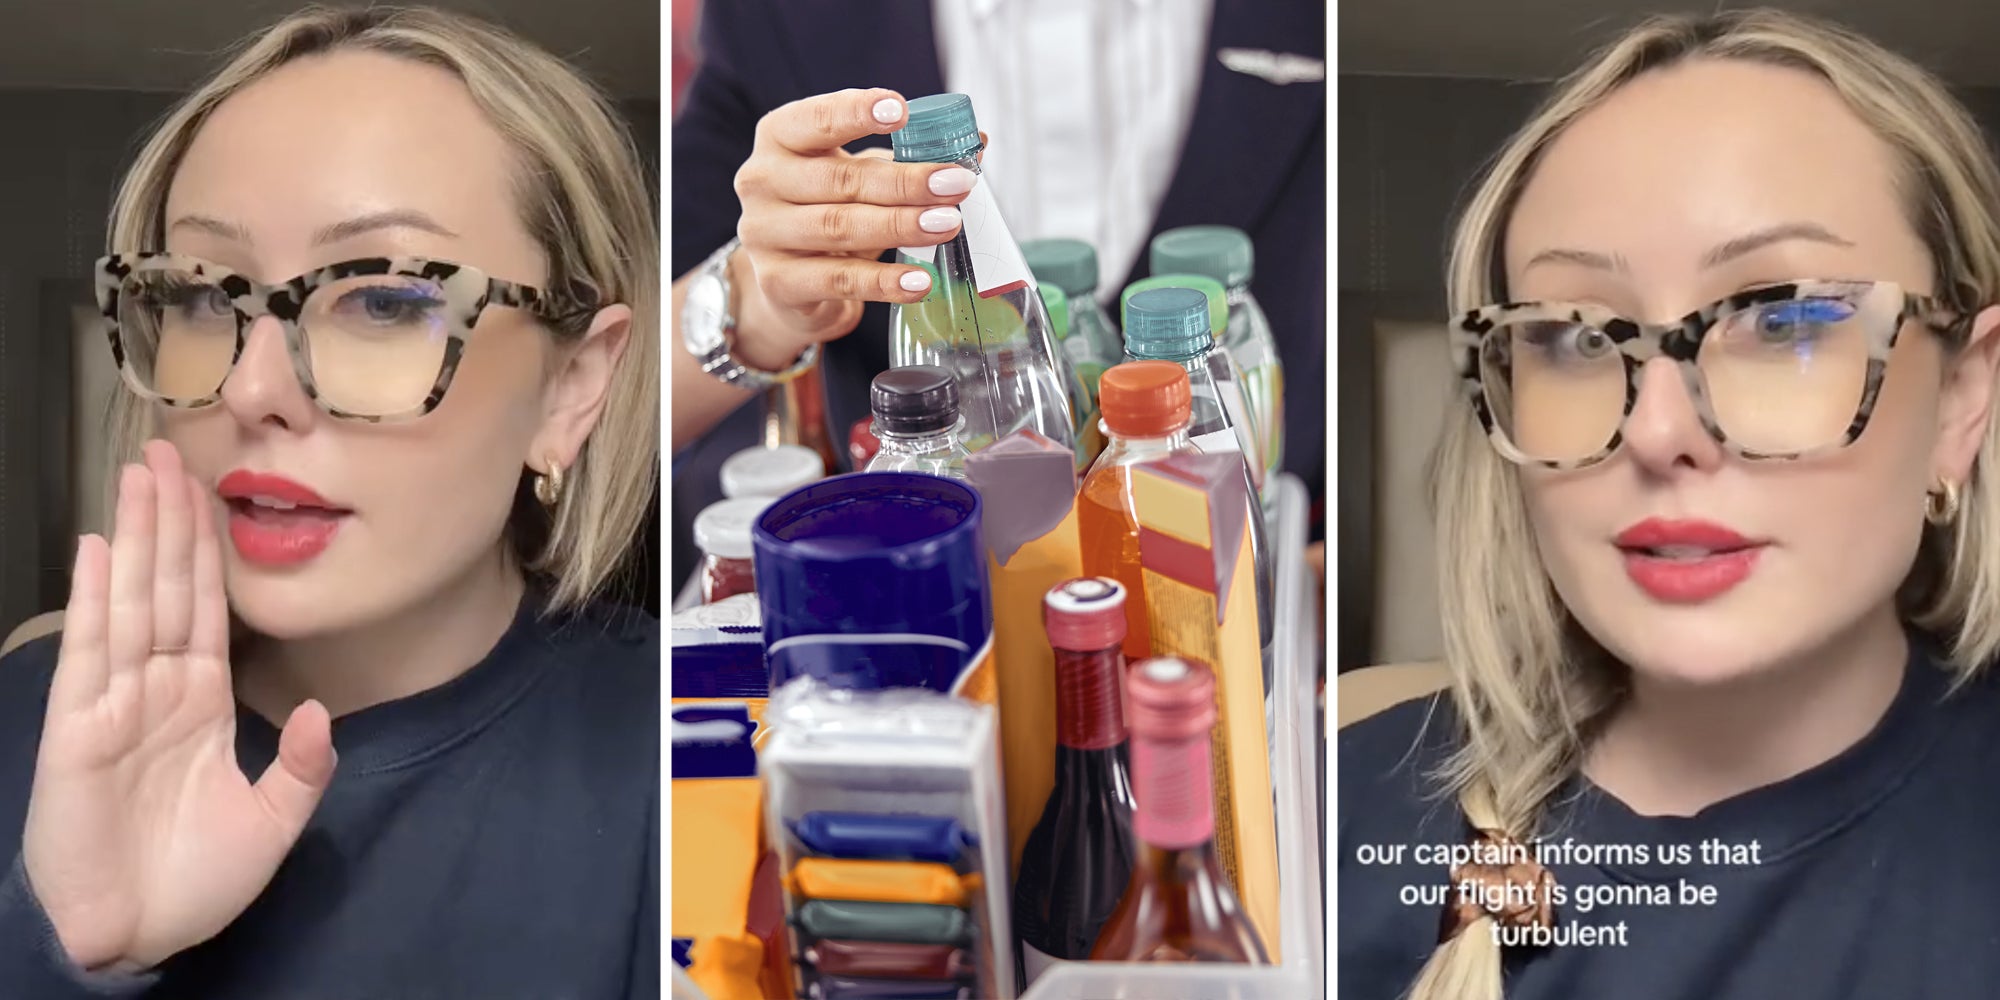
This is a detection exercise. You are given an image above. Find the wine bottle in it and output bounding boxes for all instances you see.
[1090,657,1270,964]
[1011,578,1137,984]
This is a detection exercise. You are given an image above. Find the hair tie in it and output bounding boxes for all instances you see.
[1438,828,1559,945]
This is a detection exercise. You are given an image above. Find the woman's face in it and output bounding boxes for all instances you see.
[1504,58,2000,685]
[158,50,619,639]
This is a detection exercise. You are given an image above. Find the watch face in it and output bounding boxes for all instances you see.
[684,274,728,353]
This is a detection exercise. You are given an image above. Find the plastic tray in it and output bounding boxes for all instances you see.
[1021,472,1324,1000]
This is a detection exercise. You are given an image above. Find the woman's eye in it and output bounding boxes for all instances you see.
[1524,322,1615,362]
[1754,298,1853,342]
[338,287,444,325]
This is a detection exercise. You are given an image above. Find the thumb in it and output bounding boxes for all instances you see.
[253,699,336,837]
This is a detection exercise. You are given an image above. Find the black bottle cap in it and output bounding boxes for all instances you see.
[870,365,959,436]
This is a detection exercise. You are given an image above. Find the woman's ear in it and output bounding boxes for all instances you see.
[1934,303,2000,484]
[530,304,633,474]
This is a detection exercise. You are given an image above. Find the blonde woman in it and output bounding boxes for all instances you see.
[1341,10,2000,999]
[0,7,658,998]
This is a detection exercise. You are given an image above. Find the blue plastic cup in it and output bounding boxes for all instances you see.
[752,472,994,695]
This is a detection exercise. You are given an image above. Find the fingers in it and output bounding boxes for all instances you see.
[188,472,229,662]
[756,88,907,156]
[254,699,335,839]
[47,536,112,713]
[146,442,195,656]
[742,154,977,208]
[738,201,963,256]
[105,464,157,674]
[756,252,936,310]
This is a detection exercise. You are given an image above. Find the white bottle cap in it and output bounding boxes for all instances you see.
[719,445,824,500]
[692,497,773,561]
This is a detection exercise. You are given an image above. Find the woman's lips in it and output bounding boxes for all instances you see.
[1614,517,1768,603]
[215,469,351,567]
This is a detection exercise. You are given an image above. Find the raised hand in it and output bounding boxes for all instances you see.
[20,440,336,972]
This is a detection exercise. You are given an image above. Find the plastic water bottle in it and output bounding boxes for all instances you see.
[1150,226,1283,498]
[887,93,1089,470]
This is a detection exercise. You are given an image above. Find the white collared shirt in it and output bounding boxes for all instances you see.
[933,0,1213,305]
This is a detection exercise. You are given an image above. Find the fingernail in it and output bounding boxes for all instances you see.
[899,270,931,292]
[928,167,977,196]
[872,98,903,124]
[919,207,961,233]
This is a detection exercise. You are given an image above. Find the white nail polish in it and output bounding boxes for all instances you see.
[872,98,903,124]
[900,270,931,292]
[928,168,977,196]
[919,207,961,233]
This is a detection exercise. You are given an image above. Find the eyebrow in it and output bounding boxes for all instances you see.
[164,209,462,247]
[1521,221,1857,276]
[1698,221,1854,268]
[311,209,461,246]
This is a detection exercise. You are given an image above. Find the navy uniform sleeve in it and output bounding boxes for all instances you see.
[669,0,772,279]
[0,637,156,997]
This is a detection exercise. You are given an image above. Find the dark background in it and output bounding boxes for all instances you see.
[1336,0,2000,670]
[0,0,659,640]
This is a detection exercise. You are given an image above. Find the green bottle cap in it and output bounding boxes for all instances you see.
[1022,238,1099,297]
[1122,287,1212,362]
[1038,283,1071,342]
[1150,225,1254,288]
[1122,274,1226,336]
[893,93,983,163]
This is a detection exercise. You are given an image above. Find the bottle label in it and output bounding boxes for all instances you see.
[896,182,1036,298]
[1191,427,1242,458]
[1021,942,1063,985]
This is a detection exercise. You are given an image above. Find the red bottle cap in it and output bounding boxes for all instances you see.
[1098,361,1191,438]
[1042,577,1128,652]
[848,416,881,467]
[1125,657,1216,742]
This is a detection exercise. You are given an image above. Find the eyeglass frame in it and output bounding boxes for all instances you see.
[1451,279,1972,470]
[95,251,601,424]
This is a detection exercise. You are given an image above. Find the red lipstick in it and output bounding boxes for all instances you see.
[1614,518,1766,603]
[215,470,350,567]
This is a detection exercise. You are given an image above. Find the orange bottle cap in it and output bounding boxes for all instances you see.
[1098,360,1191,438]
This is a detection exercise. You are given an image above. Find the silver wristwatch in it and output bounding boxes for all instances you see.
[681,238,819,389]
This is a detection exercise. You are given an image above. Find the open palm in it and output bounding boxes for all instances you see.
[20,440,335,972]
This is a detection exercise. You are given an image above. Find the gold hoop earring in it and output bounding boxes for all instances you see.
[534,459,566,509]
[1926,478,1962,526]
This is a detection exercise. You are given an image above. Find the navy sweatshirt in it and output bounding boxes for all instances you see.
[1338,637,2000,999]
[0,593,660,1000]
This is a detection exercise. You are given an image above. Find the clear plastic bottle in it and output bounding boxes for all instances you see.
[1037,284,1107,465]
[864,365,973,481]
[887,93,1089,470]
[1024,237,1124,406]
[1078,361,1200,662]
[1151,226,1283,499]
[1121,287,1276,683]
[1120,280,1261,497]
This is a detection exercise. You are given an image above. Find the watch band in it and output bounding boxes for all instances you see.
[682,238,820,389]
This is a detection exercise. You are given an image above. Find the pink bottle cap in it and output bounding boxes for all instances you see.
[1125,657,1216,741]
[1042,578,1128,652]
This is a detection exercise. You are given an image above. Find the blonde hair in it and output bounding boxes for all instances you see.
[1413,9,2000,995]
[103,4,659,613]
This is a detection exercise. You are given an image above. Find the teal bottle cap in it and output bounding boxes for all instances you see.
[1123,287,1212,362]
[1121,274,1226,336]
[893,93,983,163]
[1038,283,1071,342]
[1150,225,1254,288]
[1022,238,1099,297]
